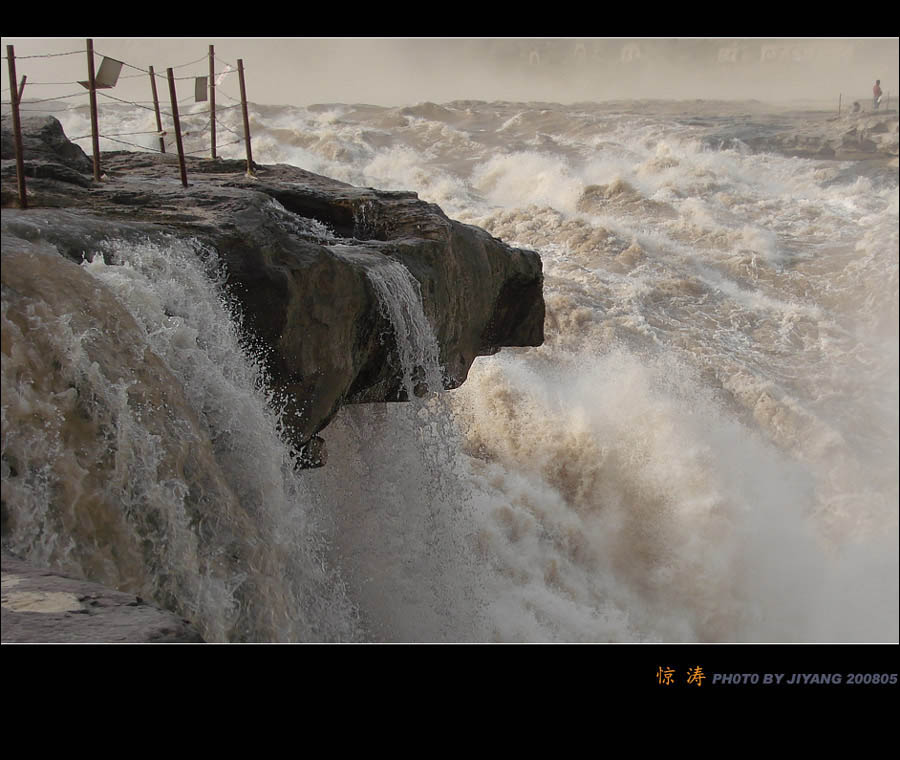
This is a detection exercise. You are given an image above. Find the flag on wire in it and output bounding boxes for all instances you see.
[78,57,123,89]
[195,76,208,102]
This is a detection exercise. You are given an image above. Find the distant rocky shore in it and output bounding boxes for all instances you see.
[741,109,899,161]
[678,103,899,163]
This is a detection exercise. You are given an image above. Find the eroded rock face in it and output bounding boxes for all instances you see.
[1,116,545,455]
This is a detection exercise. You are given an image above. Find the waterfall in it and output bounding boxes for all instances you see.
[1,234,360,642]
[364,257,444,400]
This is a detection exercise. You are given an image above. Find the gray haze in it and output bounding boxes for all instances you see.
[3,37,898,108]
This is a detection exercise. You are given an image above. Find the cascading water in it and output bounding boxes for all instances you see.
[297,255,489,641]
[364,257,444,401]
[1,233,361,642]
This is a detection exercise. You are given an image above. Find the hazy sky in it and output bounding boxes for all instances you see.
[3,37,898,108]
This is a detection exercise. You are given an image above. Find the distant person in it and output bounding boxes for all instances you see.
[852,101,861,113]
[873,80,883,110]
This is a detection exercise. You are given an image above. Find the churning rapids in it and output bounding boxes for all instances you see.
[3,98,898,642]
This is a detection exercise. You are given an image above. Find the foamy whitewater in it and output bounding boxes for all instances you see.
[4,98,898,642]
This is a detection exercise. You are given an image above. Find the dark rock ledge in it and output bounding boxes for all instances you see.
[2,116,545,466]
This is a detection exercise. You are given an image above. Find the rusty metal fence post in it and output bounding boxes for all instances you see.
[238,58,254,175]
[6,45,28,209]
[166,68,188,188]
[86,38,102,182]
[209,45,217,159]
[149,65,166,154]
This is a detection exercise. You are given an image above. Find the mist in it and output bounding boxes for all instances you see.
[4,37,898,109]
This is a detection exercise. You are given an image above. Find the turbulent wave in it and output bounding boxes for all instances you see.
[9,98,899,641]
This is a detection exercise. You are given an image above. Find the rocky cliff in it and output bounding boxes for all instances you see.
[2,116,544,466]
[0,116,544,642]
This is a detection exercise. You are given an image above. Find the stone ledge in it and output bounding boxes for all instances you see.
[1,553,204,643]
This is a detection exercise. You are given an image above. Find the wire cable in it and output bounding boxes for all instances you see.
[3,91,86,105]
[99,134,165,152]
[2,49,85,60]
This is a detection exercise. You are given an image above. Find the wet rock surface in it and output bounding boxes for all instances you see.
[1,552,204,643]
